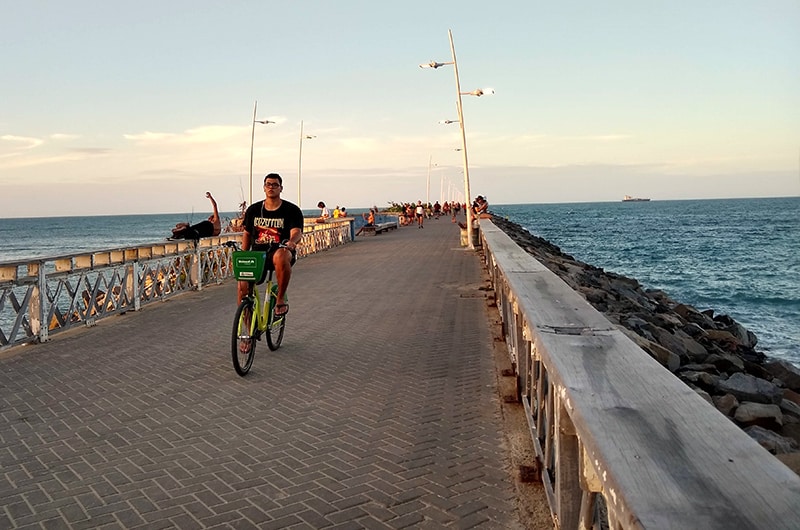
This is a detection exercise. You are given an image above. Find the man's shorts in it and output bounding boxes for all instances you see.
[264,246,297,269]
[246,246,297,284]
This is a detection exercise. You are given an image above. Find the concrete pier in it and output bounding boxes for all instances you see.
[0,217,542,528]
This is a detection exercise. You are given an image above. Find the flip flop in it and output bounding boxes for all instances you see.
[274,304,289,317]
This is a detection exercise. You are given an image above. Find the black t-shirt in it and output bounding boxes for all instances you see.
[244,199,304,250]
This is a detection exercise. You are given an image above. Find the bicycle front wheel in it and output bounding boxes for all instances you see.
[232,299,256,376]
[265,304,286,351]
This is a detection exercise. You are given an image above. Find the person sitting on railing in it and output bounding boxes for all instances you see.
[171,192,221,239]
[472,195,489,217]
[316,201,330,223]
[355,209,375,236]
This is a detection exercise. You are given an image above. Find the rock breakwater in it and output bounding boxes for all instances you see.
[490,215,800,466]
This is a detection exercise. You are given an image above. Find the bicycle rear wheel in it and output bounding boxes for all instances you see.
[232,299,256,375]
[265,304,286,351]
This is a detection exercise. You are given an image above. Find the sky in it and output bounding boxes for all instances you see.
[1,1,799,218]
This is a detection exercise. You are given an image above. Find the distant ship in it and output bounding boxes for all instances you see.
[622,195,650,202]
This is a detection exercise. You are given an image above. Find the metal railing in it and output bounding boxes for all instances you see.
[478,219,800,529]
[0,220,353,350]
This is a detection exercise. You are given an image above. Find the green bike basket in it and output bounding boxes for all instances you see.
[232,251,267,282]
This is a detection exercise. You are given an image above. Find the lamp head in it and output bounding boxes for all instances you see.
[419,60,453,69]
[463,88,495,97]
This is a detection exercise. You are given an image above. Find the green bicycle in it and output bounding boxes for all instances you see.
[227,241,287,376]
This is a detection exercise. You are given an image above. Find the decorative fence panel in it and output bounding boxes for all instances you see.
[1,220,352,350]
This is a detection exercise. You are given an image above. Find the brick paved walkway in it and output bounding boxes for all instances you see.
[0,216,532,529]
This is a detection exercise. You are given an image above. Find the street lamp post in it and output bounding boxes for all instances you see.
[297,120,315,210]
[426,155,433,206]
[249,100,275,205]
[420,29,493,250]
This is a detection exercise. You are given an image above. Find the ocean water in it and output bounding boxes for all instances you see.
[0,213,212,261]
[492,197,800,366]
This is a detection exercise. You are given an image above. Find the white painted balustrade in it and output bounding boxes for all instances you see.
[0,220,352,350]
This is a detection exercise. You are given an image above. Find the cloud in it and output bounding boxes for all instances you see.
[577,134,632,142]
[69,147,112,156]
[123,125,243,145]
[0,150,111,169]
[1,135,43,149]
[0,133,84,160]
[337,137,381,152]
[491,133,632,145]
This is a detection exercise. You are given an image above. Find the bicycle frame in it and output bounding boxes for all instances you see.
[242,272,275,336]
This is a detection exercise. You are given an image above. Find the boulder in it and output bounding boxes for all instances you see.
[719,317,758,349]
[775,453,800,477]
[645,288,672,304]
[744,425,798,454]
[738,347,767,365]
[679,363,719,375]
[735,324,759,349]
[704,353,745,374]
[693,388,714,405]
[783,424,800,447]
[652,312,684,331]
[674,329,708,360]
[780,399,800,421]
[623,315,651,333]
[742,359,772,380]
[704,329,741,351]
[734,402,783,429]
[619,327,680,372]
[681,322,706,339]
[651,327,689,360]
[680,370,719,391]
[784,388,800,408]
[579,286,608,305]
[674,304,715,328]
[712,394,739,417]
[764,360,800,392]
[717,373,783,405]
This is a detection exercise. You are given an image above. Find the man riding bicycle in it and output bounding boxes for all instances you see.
[238,173,304,317]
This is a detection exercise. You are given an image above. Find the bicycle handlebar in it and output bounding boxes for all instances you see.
[224,240,291,251]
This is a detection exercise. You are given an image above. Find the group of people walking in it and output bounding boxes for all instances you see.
[395,199,486,227]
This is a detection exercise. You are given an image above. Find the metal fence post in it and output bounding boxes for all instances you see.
[35,261,49,343]
[133,262,141,311]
